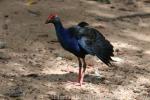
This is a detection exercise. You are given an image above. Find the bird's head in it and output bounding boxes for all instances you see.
[45,14,59,24]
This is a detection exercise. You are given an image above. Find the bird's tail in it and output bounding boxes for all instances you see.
[97,54,113,67]
[96,40,114,67]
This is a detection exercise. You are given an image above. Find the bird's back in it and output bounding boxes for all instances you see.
[55,21,114,65]
[73,26,114,66]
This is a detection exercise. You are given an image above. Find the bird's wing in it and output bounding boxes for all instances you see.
[67,26,79,36]
[77,27,114,66]
[77,21,89,27]
[67,21,89,37]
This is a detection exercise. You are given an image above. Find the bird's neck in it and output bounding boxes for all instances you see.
[53,20,65,34]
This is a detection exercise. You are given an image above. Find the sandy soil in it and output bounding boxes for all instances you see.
[0,0,150,100]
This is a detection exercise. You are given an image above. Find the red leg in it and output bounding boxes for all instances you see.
[66,57,86,86]
[66,58,82,85]
[67,66,82,85]
[79,72,85,86]
[79,58,86,86]
[78,66,82,83]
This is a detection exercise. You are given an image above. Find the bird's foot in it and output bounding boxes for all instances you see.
[76,81,86,86]
[78,80,86,86]
[66,80,85,86]
[61,69,73,73]
[67,81,85,86]
[66,80,79,86]
[67,80,78,84]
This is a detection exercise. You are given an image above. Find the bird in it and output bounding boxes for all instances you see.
[45,14,114,86]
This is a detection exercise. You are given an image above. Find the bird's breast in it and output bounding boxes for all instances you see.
[56,30,81,55]
[61,38,80,52]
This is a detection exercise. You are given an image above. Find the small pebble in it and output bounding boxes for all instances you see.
[56,57,62,61]
[2,24,8,30]
[0,41,6,49]
[4,15,9,18]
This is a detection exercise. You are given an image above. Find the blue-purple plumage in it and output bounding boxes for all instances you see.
[67,22,113,65]
[45,14,114,85]
[46,16,114,66]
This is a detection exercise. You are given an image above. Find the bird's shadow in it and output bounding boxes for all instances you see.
[23,72,105,85]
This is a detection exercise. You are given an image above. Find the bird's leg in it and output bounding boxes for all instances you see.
[79,58,86,86]
[78,57,82,83]
[66,57,82,84]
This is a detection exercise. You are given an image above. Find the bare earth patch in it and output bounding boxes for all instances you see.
[0,0,150,100]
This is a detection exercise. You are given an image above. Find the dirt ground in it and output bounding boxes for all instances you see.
[0,0,150,100]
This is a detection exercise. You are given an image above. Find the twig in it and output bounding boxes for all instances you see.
[96,13,150,21]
